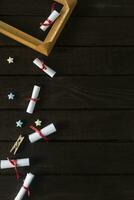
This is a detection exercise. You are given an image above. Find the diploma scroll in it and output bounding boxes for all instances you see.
[29,123,56,143]
[14,173,35,200]
[26,85,40,114]
[33,58,56,78]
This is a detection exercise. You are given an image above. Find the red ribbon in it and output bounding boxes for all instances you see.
[26,97,39,103]
[40,19,53,27]
[29,125,48,142]
[23,185,31,197]
[41,62,47,71]
[7,157,20,180]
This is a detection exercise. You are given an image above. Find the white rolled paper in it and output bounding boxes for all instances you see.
[40,10,60,32]
[26,85,40,114]
[0,158,30,169]
[14,172,35,200]
[33,58,56,78]
[29,123,56,143]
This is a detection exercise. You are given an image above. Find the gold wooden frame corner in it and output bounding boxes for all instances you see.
[0,0,77,56]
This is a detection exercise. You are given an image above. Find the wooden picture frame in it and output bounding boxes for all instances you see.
[0,0,77,56]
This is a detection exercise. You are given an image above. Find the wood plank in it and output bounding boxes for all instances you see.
[1,142,134,174]
[0,76,134,109]
[1,175,134,200]
[2,46,134,75]
[0,175,94,200]
[1,0,134,17]
[0,110,134,141]
[1,17,134,46]
[2,175,134,200]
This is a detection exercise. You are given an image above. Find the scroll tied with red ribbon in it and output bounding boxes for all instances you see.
[40,4,60,32]
[29,125,49,142]
[14,172,34,200]
[33,58,56,78]
[0,158,30,180]
[26,85,40,114]
[28,123,56,143]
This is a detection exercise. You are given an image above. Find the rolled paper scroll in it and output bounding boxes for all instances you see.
[29,123,56,143]
[26,85,40,114]
[40,10,60,32]
[33,58,56,78]
[14,172,35,200]
[0,158,30,169]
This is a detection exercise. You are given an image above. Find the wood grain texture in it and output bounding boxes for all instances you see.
[1,46,134,75]
[1,0,134,17]
[1,175,134,200]
[1,17,134,46]
[1,0,134,199]
[2,175,134,200]
[0,76,134,109]
[1,142,134,175]
[0,110,134,141]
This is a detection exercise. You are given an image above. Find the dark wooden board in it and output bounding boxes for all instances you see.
[1,0,134,199]
[2,175,134,200]
[1,175,134,200]
[1,142,134,174]
[1,76,134,109]
[1,46,134,75]
[1,0,134,17]
[1,17,134,46]
[0,110,134,141]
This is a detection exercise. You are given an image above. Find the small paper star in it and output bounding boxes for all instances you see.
[16,120,23,128]
[8,92,15,100]
[7,57,14,64]
[35,119,42,126]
